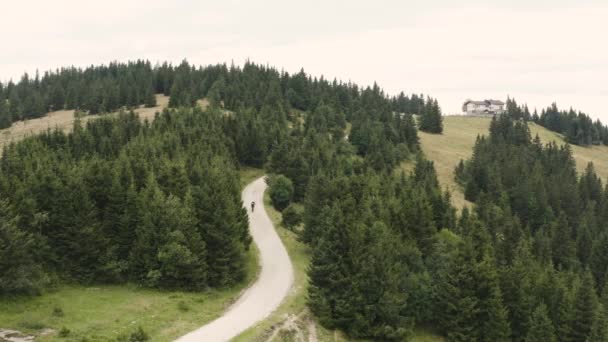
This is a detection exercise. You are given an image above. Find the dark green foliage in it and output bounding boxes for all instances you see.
[456,113,608,341]
[569,272,598,341]
[129,327,149,342]
[507,98,608,146]
[281,204,302,230]
[436,224,510,342]
[0,200,46,295]
[525,303,556,342]
[177,301,190,312]
[307,199,414,340]
[0,61,157,123]
[0,107,248,290]
[268,174,294,211]
[59,327,71,337]
[418,97,443,134]
[537,102,608,146]
[52,306,65,317]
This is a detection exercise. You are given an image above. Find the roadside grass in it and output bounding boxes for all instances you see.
[239,167,266,189]
[413,116,608,209]
[0,246,259,342]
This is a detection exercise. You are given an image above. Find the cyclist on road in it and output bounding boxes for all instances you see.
[251,201,255,212]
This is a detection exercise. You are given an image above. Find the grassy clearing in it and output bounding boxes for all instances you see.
[0,95,169,150]
[0,246,259,342]
[412,116,608,209]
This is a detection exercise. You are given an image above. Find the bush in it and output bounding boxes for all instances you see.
[281,204,302,230]
[129,327,149,342]
[52,306,65,317]
[177,301,190,312]
[267,175,294,211]
[59,327,71,337]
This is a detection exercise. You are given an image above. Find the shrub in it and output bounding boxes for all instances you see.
[129,327,149,342]
[281,204,302,230]
[52,306,65,317]
[59,327,71,337]
[177,301,190,312]
[267,175,294,211]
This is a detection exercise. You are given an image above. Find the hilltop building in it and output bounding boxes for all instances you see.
[462,99,505,115]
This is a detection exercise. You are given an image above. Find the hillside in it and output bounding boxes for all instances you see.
[0,94,170,150]
[416,115,608,209]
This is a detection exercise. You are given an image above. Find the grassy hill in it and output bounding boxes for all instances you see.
[414,115,608,209]
[0,95,171,150]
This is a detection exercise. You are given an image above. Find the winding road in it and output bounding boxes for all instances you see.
[175,177,294,342]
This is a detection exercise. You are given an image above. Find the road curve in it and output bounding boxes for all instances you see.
[175,176,294,342]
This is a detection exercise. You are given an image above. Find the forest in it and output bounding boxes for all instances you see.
[1,60,608,341]
[504,97,608,146]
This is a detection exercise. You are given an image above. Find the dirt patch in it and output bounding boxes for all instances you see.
[196,98,210,110]
[0,328,53,342]
[265,314,306,342]
[263,310,323,342]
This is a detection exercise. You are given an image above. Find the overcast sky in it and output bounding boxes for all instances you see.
[1,0,607,119]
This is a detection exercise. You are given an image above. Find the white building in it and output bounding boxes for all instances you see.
[462,99,505,115]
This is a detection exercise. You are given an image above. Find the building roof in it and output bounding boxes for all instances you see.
[487,99,505,105]
[463,99,505,106]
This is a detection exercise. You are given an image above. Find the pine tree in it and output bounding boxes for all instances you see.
[418,98,443,134]
[569,272,598,341]
[525,303,556,342]
[589,304,608,342]
[308,205,350,329]
[0,96,12,128]
[0,200,46,294]
[192,165,249,287]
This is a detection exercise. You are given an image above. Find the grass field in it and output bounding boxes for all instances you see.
[413,116,608,209]
[0,247,258,342]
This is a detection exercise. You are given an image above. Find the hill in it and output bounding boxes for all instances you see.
[415,115,608,209]
[0,94,169,150]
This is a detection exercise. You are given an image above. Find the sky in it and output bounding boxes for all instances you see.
[1,0,607,119]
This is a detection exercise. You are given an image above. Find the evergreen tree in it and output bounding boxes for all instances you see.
[418,98,443,134]
[268,174,294,211]
[569,272,598,341]
[525,303,556,342]
[0,200,46,294]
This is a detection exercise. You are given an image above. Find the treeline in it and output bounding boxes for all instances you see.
[454,114,608,341]
[0,60,157,128]
[390,93,443,133]
[505,97,608,146]
[0,59,442,135]
[537,103,608,146]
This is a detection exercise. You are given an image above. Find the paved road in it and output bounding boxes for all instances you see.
[175,177,294,342]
